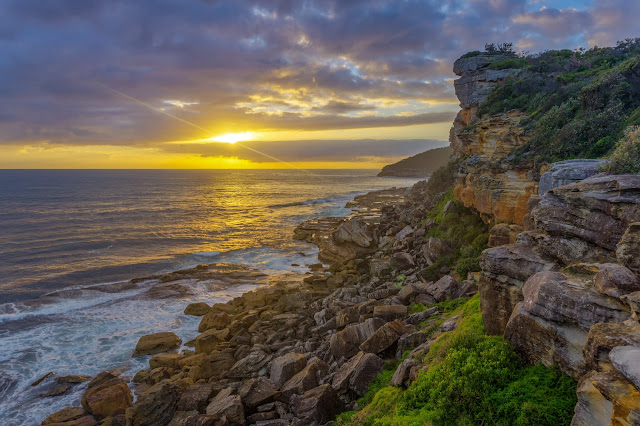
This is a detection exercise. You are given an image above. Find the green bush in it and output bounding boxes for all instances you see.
[606,126,640,174]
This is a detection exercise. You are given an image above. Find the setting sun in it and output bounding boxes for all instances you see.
[210,132,255,144]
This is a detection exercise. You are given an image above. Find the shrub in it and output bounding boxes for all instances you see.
[606,126,640,174]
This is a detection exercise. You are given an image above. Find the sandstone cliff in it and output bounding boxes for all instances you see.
[449,52,640,424]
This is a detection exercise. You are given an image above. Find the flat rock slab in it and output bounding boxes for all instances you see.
[133,332,181,357]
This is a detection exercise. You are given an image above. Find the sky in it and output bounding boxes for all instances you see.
[0,0,637,169]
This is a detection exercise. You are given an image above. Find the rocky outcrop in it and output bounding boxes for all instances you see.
[452,54,520,109]
[538,159,608,196]
[377,146,452,178]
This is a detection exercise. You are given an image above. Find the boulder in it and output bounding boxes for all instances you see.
[505,271,631,379]
[280,358,328,402]
[269,353,307,387]
[194,329,223,354]
[406,307,438,325]
[133,332,181,357]
[391,358,417,387]
[193,351,236,381]
[149,353,184,370]
[395,225,413,241]
[538,159,607,196]
[198,311,230,332]
[176,383,214,413]
[227,349,270,379]
[360,320,405,355]
[81,371,132,419]
[42,407,87,425]
[610,346,640,391]
[293,384,344,424]
[594,263,639,298]
[372,305,407,322]
[572,371,640,425]
[421,237,452,266]
[391,252,414,270]
[184,302,210,316]
[584,320,640,372]
[479,244,557,335]
[238,377,279,410]
[396,284,418,305]
[205,388,245,425]
[425,276,459,302]
[42,416,96,426]
[332,217,374,248]
[329,317,385,359]
[126,380,180,426]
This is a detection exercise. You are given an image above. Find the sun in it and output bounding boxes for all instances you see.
[209,132,255,144]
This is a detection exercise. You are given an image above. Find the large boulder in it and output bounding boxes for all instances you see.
[133,332,181,357]
[41,407,89,425]
[584,320,640,372]
[332,217,374,248]
[81,372,132,419]
[280,358,328,402]
[329,317,385,359]
[332,351,384,396]
[126,380,180,426]
[176,383,215,413]
[421,237,453,266]
[479,244,557,335]
[505,271,631,379]
[594,263,639,298]
[198,311,230,332]
[391,358,417,387]
[538,159,607,196]
[424,276,459,302]
[293,384,344,424]
[269,353,307,387]
[184,302,210,316]
[205,388,245,425]
[360,320,405,355]
[226,348,271,379]
[572,371,640,425]
[610,346,640,391]
[372,305,407,322]
[238,377,279,410]
[192,350,235,381]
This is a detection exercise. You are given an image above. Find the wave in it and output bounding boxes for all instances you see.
[193,250,221,257]
[267,191,366,209]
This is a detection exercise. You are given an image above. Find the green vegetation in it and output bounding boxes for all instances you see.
[340,296,577,426]
[606,126,640,174]
[419,188,489,281]
[476,39,640,164]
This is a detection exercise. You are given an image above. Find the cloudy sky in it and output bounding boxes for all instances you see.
[0,0,636,168]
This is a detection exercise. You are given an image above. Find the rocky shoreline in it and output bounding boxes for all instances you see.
[37,183,473,426]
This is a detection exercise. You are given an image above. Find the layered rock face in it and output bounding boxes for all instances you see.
[450,56,536,225]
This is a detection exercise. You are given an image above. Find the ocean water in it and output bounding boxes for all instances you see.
[0,169,418,425]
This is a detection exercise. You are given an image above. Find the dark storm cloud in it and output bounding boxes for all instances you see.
[0,0,634,158]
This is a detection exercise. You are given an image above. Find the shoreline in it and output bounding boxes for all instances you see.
[5,183,415,425]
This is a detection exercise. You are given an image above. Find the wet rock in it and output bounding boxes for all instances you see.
[42,407,87,425]
[360,320,405,355]
[391,358,416,387]
[43,415,97,426]
[594,263,639,298]
[133,332,181,357]
[198,311,230,332]
[32,372,55,386]
[610,346,640,391]
[81,371,133,419]
[177,383,214,413]
[184,302,210,316]
[293,384,344,425]
[44,384,71,397]
[572,371,640,425]
[205,387,245,425]
[126,380,180,426]
[372,305,407,322]
[270,353,307,387]
[56,375,91,384]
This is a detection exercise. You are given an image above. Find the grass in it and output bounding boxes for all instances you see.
[339,295,577,426]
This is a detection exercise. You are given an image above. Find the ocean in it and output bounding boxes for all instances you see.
[0,169,419,424]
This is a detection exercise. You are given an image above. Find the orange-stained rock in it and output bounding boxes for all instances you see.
[81,372,132,419]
